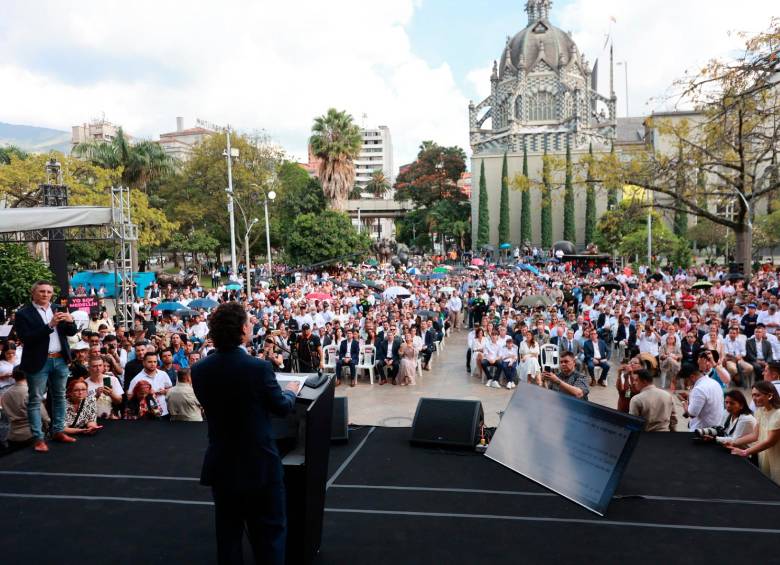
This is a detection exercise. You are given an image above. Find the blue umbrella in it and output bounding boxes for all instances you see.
[406,267,421,275]
[225,283,242,290]
[156,301,185,312]
[499,243,512,250]
[189,298,219,309]
[430,273,446,280]
[516,263,540,276]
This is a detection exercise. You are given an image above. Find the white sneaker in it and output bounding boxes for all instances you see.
[485,379,494,387]
[507,382,515,390]
[491,380,501,389]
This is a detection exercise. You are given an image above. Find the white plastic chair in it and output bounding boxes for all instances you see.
[539,344,560,371]
[323,344,337,373]
[356,344,375,384]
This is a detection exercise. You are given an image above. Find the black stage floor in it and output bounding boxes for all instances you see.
[1,421,779,564]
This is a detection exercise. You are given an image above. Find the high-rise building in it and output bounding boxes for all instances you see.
[71,118,127,148]
[158,117,214,161]
[354,125,394,195]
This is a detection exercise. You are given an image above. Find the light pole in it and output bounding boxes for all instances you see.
[646,189,652,267]
[263,189,276,277]
[223,128,239,279]
[245,218,258,297]
[616,61,629,117]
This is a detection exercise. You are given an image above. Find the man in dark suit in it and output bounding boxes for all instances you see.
[374,327,401,385]
[422,320,437,370]
[13,280,78,453]
[746,324,774,382]
[615,316,637,360]
[583,333,610,387]
[336,328,360,387]
[191,302,299,565]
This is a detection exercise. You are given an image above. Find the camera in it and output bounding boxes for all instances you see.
[694,426,724,438]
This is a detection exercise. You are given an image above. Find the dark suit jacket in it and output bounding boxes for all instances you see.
[191,347,296,491]
[681,340,701,364]
[338,339,360,364]
[14,303,78,374]
[583,339,609,362]
[424,329,436,350]
[375,338,401,363]
[558,337,578,355]
[615,324,637,347]
[746,338,774,364]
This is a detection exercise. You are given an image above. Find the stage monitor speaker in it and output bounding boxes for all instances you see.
[410,398,484,448]
[331,396,349,442]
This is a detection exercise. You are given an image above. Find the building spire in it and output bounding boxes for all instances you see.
[526,0,552,25]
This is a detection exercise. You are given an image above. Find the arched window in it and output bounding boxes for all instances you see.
[515,96,523,120]
[529,91,555,121]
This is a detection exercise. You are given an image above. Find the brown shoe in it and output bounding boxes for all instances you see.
[52,432,77,443]
[598,380,607,387]
[335,379,341,386]
[350,380,356,387]
[33,440,49,453]
[589,378,596,386]
[379,379,387,385]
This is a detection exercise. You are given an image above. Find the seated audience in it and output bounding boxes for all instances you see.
[63,378,102,436]
[728,381,780,486]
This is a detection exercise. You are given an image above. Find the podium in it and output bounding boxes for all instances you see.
[276,373,335,565]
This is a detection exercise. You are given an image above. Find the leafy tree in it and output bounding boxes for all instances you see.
[395,209,432,250]
[0,244,55,308]
[520,144,531,244]
[428,199,471,251]
[476,161,490,246]
[498,152,510,244]
[0,145,28,165]
[285,211,371,265]
[590,20,780,274]
[540,149,552,248]
[688,218,733,261]
[606,143,619,209]
[619,222,679,264]
[594,200,652,254]
[585,143,597,244]
[72,127,176,192]
[673,145,688,237]
[275,162,326,228]
[309,108,362,212]
[394,142,467,209]
[563,142,575,242]
[754,209,780,252]
[365,170,390,198]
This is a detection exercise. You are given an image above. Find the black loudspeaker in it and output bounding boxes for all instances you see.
[410,398,484,448]
[331,396,349,442]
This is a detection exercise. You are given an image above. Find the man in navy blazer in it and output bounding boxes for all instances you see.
[583,332,610,387]
[374,328,401,384]
[191,302,299,565]
[14,280,78,452]
[336,328,360,387]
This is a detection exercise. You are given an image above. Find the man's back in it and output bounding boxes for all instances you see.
[192,347,295,491]
[629,385,676,432]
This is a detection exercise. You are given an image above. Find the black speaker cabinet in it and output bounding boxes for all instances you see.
[331,396,349,442]
[410,398,484,448]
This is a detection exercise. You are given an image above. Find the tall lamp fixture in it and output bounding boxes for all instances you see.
[245,218,258,297]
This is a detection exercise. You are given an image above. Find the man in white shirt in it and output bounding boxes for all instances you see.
[638,325,660,357]
[446,293,463,331]
[500,337,519,389]
[679,363,724,430]
[127,351,173,416]
[481,333,503,389]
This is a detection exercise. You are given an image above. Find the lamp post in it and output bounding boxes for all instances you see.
[616,61,629,117]
[223,129,239,279]
[245,218,258,297]
[264,189,276,277]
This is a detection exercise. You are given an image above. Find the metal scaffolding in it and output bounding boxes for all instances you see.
[110,186,138,329]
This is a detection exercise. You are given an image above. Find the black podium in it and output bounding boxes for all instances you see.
[276,373,335,565]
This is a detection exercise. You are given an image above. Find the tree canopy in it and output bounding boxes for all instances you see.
[309,108,362,211]
[0,244,55,308]
[285,211,371,266]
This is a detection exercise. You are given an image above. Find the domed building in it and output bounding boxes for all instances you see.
[469,0,622,247]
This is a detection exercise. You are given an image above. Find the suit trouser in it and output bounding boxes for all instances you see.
[586,358,610,382]
[466,348,472,372]
[27,357,70,440]
[335,360,356,380]
[375,360,398,381]
[725,360,754,385]
[212,485,286,565]
[422,346,434,365]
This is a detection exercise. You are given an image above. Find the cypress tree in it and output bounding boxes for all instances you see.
[769,152,778,214]
[607,142,618,208]
[585,143,596,244]
[673,145,688,237]
[477,160,490,246]
[563,141,575,242]
[520,143,531,244]
[541,148,552,248]
[498,152,510,244]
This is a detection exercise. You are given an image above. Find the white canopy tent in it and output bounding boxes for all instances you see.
[0,206,112,232]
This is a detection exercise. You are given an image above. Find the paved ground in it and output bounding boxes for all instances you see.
[336,329,690,429]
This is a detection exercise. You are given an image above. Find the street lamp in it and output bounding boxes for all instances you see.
[245,218,258,297]
[222,129,239,279]
[264,189,276,277]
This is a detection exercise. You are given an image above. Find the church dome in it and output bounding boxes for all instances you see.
[498,0,584,79]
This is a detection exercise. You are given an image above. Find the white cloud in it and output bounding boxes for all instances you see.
[464,0,777,117]
[0,0,469,165]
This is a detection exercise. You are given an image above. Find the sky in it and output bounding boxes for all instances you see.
[0,0,776,167]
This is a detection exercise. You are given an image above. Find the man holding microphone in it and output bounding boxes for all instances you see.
[192,302,300,565]
[14,280,78,453]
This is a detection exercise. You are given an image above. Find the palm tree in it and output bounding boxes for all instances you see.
[365,170,390,198]
[309,109,362,212]
[72,127,176,191]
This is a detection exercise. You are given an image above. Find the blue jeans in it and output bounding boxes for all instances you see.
[501,361,518,384]
[27,357,70,440]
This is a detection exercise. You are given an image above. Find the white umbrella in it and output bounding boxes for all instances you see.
[383,286,411,299]
[439,286,456,294]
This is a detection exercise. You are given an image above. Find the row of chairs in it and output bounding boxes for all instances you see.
[472,343,560,384]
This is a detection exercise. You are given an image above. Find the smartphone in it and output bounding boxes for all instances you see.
[103,377,111,388]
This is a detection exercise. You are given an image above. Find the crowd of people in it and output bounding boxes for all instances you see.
[0,256,779,486]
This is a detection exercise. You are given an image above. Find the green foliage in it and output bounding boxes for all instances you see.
[540,150,552,248]
[606,143,618,208]
[0,244,55,308]
[619,221,679,264]
[754,210,780,251]
[673,145,688,237]
[309,108,362,208]
[563,142,575,242]
[520,144,531,244]
[585,143,597,244]
[72,127,176,192]
[0,145,28,165]
[275,162,326,229]
[285,211,371,266]
[476,161,490,246]
[395,209,432,250]
[594,200,653,254]
[365,170,390,198]
[394,142,467,209]
[671,239,693,269]
[498,152,510,244]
